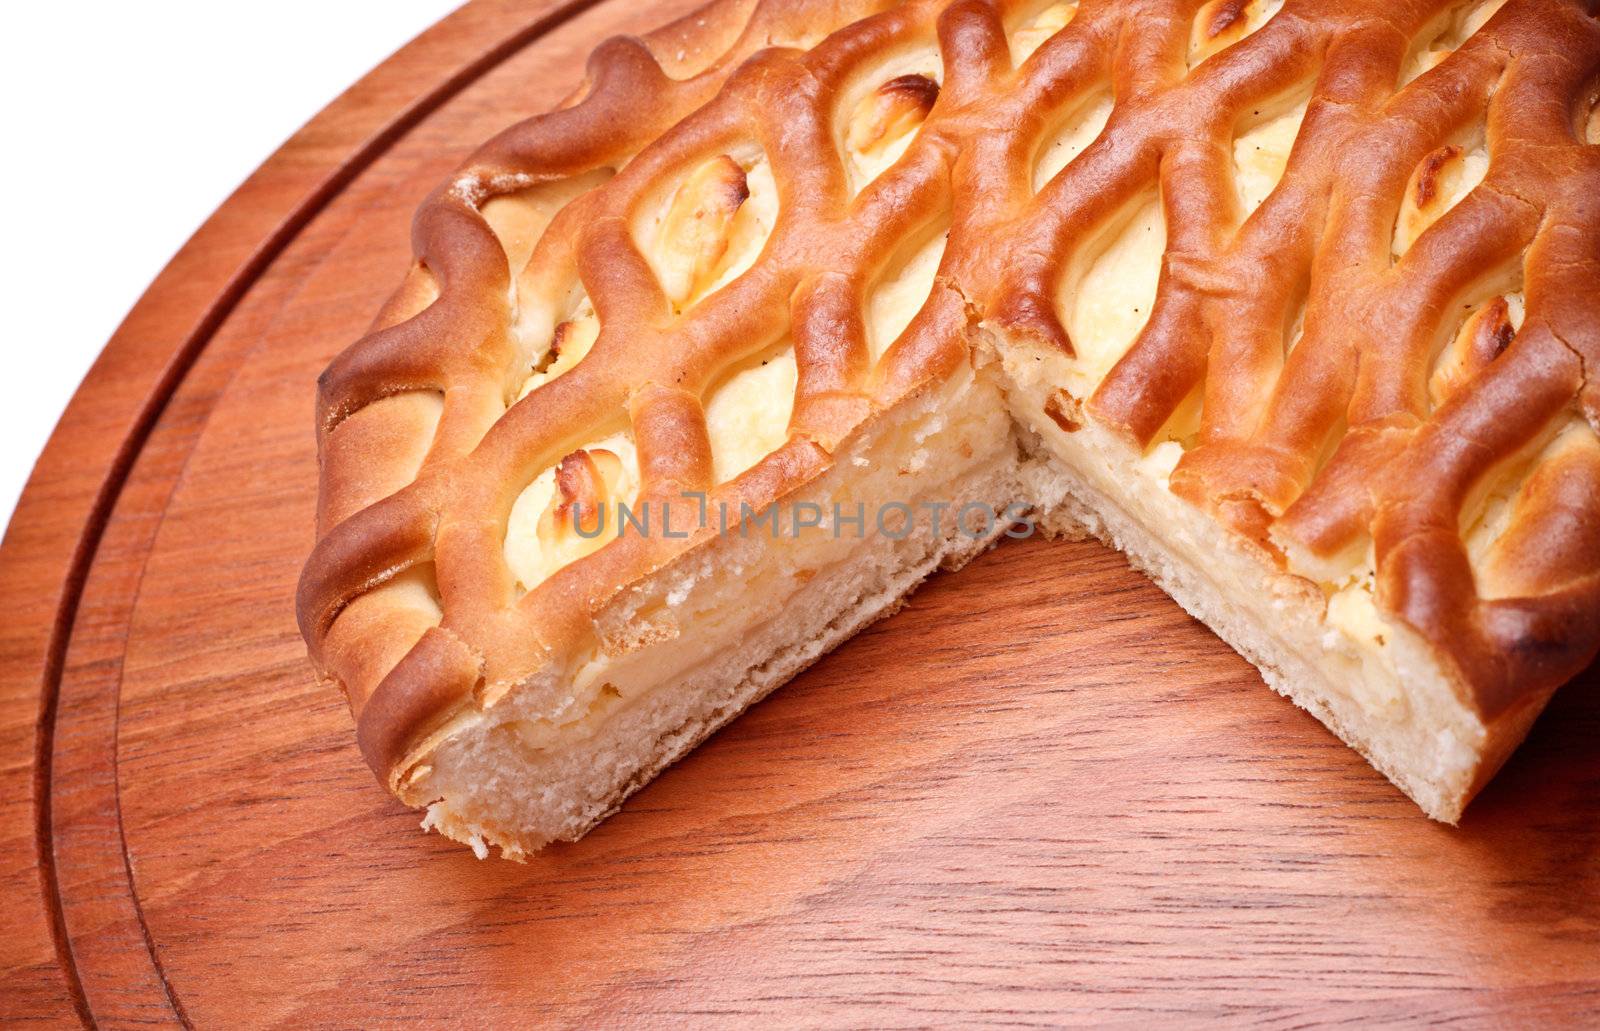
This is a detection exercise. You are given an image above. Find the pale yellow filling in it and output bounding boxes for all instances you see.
[635,148,778,313]
[704,345,799,483]
[384,565,444,621]
[867,229,947,361]
[1060,196,1166,399]
[838,52,943,193]
[1188,0,1284,68]
[1392,138,1489,258]
[1400,0,1509,86]
[1233,96,1308,217]
[1136,439,1185,490]
[1474,422,1600,601]
[848,112,923,189]
[516,298,600,401]
[484,170,612,291]
[1010,2,1078,66]
[504,431,640,592]
[1033,93,1112,192]
[1460,409,1566,570]
[701,157,778,299]
[1322,573,1407,719]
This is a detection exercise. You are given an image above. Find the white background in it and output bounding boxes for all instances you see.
[0,1,457,534]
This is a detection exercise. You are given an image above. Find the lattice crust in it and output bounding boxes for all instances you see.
[299,0,1600,814]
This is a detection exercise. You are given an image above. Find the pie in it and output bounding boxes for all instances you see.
[298,0,1600,859]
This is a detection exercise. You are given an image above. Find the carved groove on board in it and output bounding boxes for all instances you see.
[34,2,609,1024]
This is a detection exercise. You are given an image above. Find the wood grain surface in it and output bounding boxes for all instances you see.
[2,1,1597,1026]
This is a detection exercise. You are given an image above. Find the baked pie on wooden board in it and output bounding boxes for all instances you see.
[302,0,1600,858]
[5,0,1600,1023]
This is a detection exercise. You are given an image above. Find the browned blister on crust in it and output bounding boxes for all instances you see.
[298,0,1600,845]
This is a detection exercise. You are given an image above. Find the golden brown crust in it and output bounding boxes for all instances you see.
[983,0,1600,724]
[299,0,1600,798]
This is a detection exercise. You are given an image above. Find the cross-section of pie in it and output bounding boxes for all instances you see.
[298,0,1600,858]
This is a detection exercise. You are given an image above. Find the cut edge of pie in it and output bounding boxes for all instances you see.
[298,0,1600,859]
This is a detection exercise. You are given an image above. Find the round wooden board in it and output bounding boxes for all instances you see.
[3,1,1599,1026]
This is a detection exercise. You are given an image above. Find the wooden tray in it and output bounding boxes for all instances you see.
[4,2,1597,1025]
